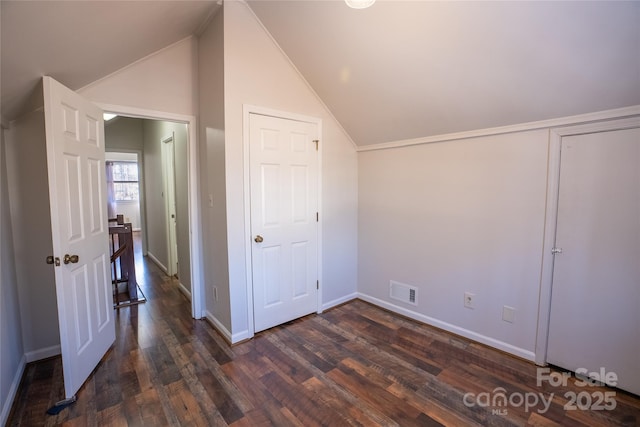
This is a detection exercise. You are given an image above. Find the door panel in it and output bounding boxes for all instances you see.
[162,135,179,276]
[547,127,640,395]
[43,76,115,399]
[250,113,318,333]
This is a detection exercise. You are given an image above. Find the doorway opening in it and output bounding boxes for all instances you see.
[103,110,201,315]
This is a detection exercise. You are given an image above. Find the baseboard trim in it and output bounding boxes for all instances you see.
[25,345,61,363]
[321,292,358,312]
[204,311,233,344]
[146,252,167,274]
[357,293,536,362]
[0,355,26,426]
[177,282,191,301]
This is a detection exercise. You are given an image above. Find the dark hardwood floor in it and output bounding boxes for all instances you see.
[7,237,640,426]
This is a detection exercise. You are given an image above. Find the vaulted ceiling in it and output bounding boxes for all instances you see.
[248,0,640,146]
[1,0,220,122]
[2,1,639,147]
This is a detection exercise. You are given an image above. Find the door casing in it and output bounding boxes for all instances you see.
[243,105,323,339]
[97,102,204,319]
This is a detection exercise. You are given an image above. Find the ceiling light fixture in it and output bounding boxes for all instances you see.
[345,0,375,9]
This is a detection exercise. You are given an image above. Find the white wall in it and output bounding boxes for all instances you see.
[358,129,550,359]
[105,117,144,151]
[4,110,61,362]
[0,127,26,426]
[79,37,198,117]
[198,8,231,333]
[223,1,359,340]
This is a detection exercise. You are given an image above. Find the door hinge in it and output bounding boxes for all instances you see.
[316,212,319,222]
[317,280,319,290]
[313,139,319,151]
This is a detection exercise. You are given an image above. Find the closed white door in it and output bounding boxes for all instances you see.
[43,77,115,399]
[547,127,640,395]
[250,113,319,333]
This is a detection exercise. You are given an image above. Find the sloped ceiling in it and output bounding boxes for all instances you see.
[248,0,640,146]
[3,1,638,147]
[1,0,220,122]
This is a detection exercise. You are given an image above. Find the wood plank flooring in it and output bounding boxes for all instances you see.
[7,246,640,425]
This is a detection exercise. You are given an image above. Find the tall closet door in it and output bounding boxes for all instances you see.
[547,127,640,395]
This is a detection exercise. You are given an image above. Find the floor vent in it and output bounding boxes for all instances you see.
[389,281,418,306]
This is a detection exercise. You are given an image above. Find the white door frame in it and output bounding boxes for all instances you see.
[96,102,204,319]
[161,133,179,277]
[242,104,323,338]
[534,116,640,365]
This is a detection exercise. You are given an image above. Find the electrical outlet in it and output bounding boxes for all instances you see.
[503,306,515,323]
[464,292,475,309]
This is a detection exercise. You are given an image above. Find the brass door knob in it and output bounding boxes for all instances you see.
[63,254,79,264]
[254,235,264,243]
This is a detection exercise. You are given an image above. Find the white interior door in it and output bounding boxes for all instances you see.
[43,77,115,399]
[250,113,319,333]
[162,134,179,277]
[547,127,640,395]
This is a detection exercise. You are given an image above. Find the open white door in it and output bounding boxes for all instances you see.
[547,127,640,395]
[250,113,319,332]
[43,77,115,399]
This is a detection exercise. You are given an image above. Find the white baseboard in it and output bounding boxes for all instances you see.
[177,282,191,300]
[204,311,251,344]
[0,355,25,426]
[204,311,233,343]
[321,292,358,312]
[357,293,536,362]
[231,329,251,344]
[146,252,167,274]
[25,345,61,363]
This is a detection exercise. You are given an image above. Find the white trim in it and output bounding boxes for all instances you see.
[242,105,323,338]
[147,251,168,275]
[25,345,61,363]
[358,293,536,362]
[321,292,358,312]
[94,102,205,320]
[205,310,250,344]
[241,2,357,150]
[0,355,25,427]
[177,281,191,301]
[232,329,251,344]
[357,106,640,152]
[534,116,640,365]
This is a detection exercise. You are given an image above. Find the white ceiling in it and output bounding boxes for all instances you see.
[1,0,220,122]
[248,0,640,146]
[2,1,638,147]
